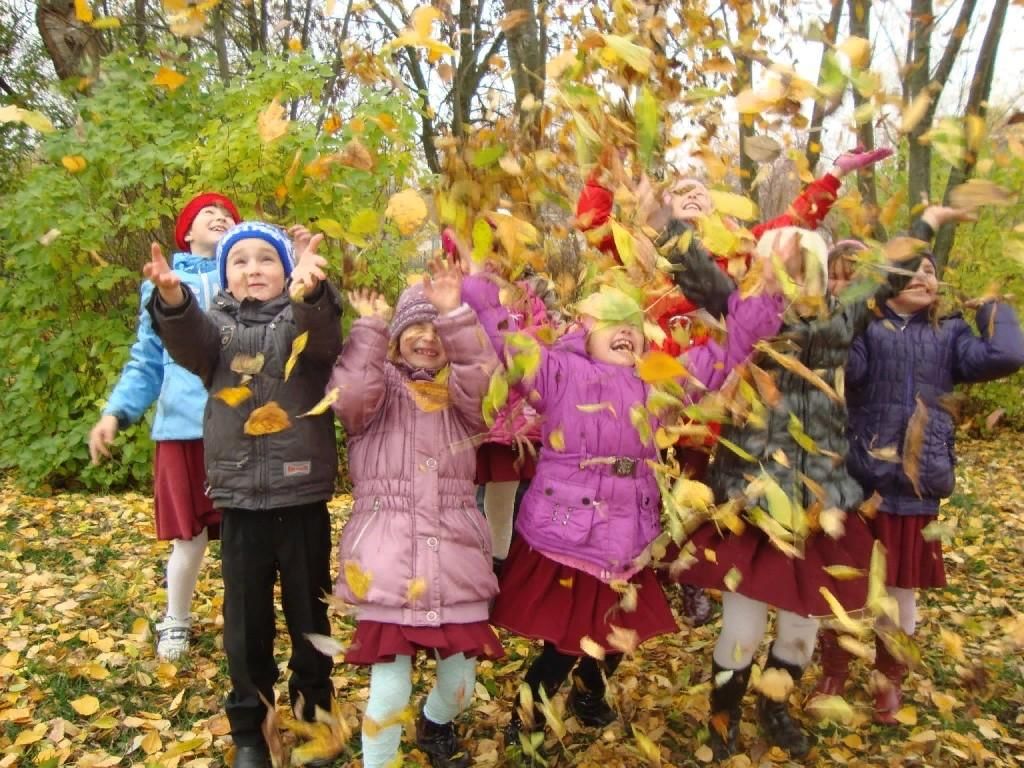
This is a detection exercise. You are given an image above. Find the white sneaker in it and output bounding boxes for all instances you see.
[155,616,192,661]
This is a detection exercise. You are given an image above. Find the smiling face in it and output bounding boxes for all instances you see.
[398,322,449,369]
[889,258,939,314]
[224,238,286,302]
[585,321,644,366]
[186,204,234,256]
[671,179,712,216]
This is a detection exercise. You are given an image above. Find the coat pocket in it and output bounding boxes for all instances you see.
[535,480,598,544]
[459,501,490,555]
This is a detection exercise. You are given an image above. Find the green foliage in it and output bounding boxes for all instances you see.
[0,44,421,491]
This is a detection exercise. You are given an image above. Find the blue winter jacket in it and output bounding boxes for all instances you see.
[846,301,1024,515]
[102,252,221,440]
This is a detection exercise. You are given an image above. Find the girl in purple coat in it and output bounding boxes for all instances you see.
[460,247,785,750]
[329,267,502,768]
[816,228,1024,723]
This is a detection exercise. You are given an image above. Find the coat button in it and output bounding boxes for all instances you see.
[425,458,438,470]
[425,610,438,622]
[427,536,439,550]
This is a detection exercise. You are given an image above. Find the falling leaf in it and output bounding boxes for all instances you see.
[407,380,450,413]
[0,105,55,133]
[481,371,508,425]
[708,190,758,221]
[243,402,292,436]
[61,156,87,173]
[576,401,617,416]
[406,578,427,603]
[385,189,428,236]
[806,694,855,723]
[579,636,606,660]
[300,387,340,417]
[637,350,687,383]
[548,427,565,451]
[152,66,187,91]
[74,0,93,23]
[258,97,289,143]
[304,633,345,657]
[631,723,662,765]
[900,90,932,134]
[231,353,265,375]
[723,566,742,591]
[819,586,866,636]
[949,179,1016,210]
[837,36,871,68]
[716,436,757,462]
[70,695,100,716]
[602,34,651,74]
[606,624,639,655]
[902,396,928,497]
[823,565,865,580]
[284,331,308,382]
[338,139,375,171]
[787,413,818,453]
[343,560,372,600]
[635,84,659,169]
[744,135,783,163]
[756,341,841,403]
[214,386,252,407]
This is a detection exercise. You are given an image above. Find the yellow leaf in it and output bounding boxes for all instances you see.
[61,155,87,173]
[576,401,617,416]
[71,695,100,716]
[708,190,758,221]
[243,402,292,436]
[900,90,932,134]
[300,387,340,417]
[343,560,373,600]
[894,705,918,725]
[637,350,687,383]
[322,113,342,134]
[949,179,1016,210]
[822,565,865,580]
[140,731,162,755]
[406,380,450,412]
[152,66,187,91]
[755,666,793,701]
[630,723,662,765]
[231,353,265,375]
[258,97,289,143]
[579,636,606,660]
[287,37,303,52]
[602,34,651,74]
[74,0,94,23]
[939,628,966,662]
[284,331,308,382]
[610,220,637,267]
[14,723,47,745]
[837,36,871,68]
[214,386,252,407]
[606,624,639,655]
[90,15,122,28]
[806,694,855,724]
[406,578,427,603]
[0,105,55,133]
[819,586,866,636]
[548,427,565,451]
[385,189,428,236]
[723,566,742,592]
[931,690,959,717]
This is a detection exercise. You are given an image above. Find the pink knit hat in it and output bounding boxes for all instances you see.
[389,283,439,341]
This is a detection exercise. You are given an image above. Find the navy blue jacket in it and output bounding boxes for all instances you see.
[846,302,1024,515]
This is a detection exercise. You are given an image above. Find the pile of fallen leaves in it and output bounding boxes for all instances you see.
[1,434,1022,767]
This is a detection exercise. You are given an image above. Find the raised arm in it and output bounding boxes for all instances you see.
[328,290,390,435]
[148,288,223,388]
[954,302,1024,384]
[434,305,499,431]
[658,220,734,319]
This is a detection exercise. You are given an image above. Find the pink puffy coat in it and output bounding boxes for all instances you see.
[329,304,500,626]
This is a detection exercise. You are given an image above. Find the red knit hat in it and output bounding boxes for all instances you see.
[174,192,241,252]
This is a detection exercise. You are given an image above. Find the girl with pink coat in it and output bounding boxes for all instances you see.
[328,264,501,768]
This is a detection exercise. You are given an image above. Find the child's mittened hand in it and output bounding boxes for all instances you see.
[290,233,328,300]
[423,254,463,314]
[833,145,894,176]
[347,288,392,321]
[143,242,185,306]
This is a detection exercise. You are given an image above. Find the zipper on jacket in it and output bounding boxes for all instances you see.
[349,498,380,553]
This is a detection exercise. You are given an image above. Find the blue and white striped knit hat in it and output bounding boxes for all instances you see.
[216,221,295,288]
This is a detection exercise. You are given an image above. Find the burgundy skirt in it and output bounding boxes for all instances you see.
[672,511,875,617]
[870,512,946,589]
[491,537,678,656]
[153,440,220,541]
[345,620,505,665]
[475,442,538,484]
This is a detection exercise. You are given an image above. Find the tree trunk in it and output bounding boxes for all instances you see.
[932,0,1009,271]
[735,51,755,194]
[133,0,146,51]
[805,0,843,173]
[212,1,231,84]
[905,0,933,209]
[35,0,102,81]
[503,0,545,141]
[847,0,884,238]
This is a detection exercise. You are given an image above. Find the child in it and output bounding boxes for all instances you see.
[460,243,785,750]
[660,224,913,760]
[328,264,503,768]
[145,221,342,768]
[816,218,1024,723]
[87,192,240,661]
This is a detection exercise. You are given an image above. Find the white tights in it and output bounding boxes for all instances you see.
[362,653,477,768]
[165,527,209,621]
[881,586,917,635]
[712,592,820,669]
[483,481,518,560]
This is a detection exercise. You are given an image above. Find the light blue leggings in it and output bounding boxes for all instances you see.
[362,653,477,768]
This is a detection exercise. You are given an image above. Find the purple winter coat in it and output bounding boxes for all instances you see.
[328,304,500,626]
[463,275,783,579]
[846,301,1024,515]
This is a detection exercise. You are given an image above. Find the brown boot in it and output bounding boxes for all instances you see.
[813,630,854,697]
[872,635,907,725]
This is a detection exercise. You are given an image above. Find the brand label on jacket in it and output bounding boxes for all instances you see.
[283,461,311,477]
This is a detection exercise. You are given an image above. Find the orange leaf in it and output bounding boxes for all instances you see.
[152,66,187,91]
[243,402,292,436]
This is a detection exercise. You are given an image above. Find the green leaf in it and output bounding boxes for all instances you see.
[635,84,658,169]
[470,144,507,168]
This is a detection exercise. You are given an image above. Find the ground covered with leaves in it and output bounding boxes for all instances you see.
[1,435,1022,768]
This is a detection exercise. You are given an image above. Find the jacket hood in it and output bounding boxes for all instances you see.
[172,251,219,274]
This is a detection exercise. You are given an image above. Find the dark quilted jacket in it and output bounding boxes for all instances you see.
[846,302,1024,515]
[663,227,902,511]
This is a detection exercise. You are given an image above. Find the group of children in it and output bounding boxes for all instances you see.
[89,149,1024,767]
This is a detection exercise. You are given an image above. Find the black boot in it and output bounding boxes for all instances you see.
[233,744,271,768]
[415,707,471,768]
[566,674,616,727]
[492,557,505,579]
[757,651,811,758]
[708,661,751,761]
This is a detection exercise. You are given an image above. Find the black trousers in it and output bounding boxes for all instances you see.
[221,502,334,746]
[523,642,623,704]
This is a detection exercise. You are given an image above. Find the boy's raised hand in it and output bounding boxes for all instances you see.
[423,255,463,314]
[143,242,185,307]
[347,288,392,322]
[290,232,328,300]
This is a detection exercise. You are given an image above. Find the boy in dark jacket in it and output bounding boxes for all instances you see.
[816,219,1024,724]
[146,221,343,768]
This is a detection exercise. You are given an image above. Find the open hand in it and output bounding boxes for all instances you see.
[423,255,463,313]
[87,413,118,465]
[143,242,185,306]
[921,205,978,229]
[347,288,392,321]
[833,145,894,176]
[756,230,800,295]
[290,233,328,300]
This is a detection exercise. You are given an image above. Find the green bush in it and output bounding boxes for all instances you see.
[0,45,421,491]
